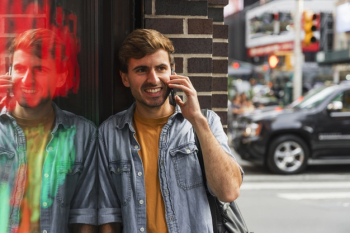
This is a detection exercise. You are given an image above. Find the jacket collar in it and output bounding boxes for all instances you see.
[0,102,70,132]
[115,102,183,131]
[51,102,71,133]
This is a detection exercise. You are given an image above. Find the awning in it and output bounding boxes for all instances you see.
[316,49,350,65]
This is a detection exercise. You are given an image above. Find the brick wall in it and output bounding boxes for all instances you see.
[0,3,47,74]
[144,0,229,131]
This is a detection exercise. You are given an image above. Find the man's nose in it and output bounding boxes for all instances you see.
[22,70,35,85]
[147,69,160,84]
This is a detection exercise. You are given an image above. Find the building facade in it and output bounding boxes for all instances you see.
[317,0,350,83]
[0,0,230,129]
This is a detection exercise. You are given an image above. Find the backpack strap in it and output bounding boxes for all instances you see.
[194,109,220,233]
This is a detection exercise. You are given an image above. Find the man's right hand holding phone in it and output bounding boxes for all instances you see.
[0,73,15,110]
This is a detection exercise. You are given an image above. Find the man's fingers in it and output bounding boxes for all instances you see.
[168,78,190,86]
[0,78,13,84]
[0,96,5,105]
[0,74,14,95]
[0,84,13,88]
[175,95,185,106]
[168,76,194,89]
[168,83,193,95]
[170,74,191,82]
[0,76,12,81]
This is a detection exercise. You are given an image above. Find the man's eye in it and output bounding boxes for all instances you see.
[34,68,48,74]
[136,68,146,73]
[158,67,166,71]
[14,67,26,73]
[35,69,44,73]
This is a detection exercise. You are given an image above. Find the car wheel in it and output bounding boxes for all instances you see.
[267,135,309,174]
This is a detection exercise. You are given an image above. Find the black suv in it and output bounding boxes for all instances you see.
[233,84,350,174]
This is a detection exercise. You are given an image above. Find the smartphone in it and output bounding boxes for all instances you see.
[7,66,13,98]
[169,66,176,106]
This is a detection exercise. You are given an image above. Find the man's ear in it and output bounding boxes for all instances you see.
[56,70,68,88]
[120,71,130,87]
[56,58,68,88]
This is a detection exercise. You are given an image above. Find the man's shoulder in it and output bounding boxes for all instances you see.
[205,109,219,123]
[99,109,130,132]
[57,108,97,132]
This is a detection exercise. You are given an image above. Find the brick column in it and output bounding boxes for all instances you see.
[144,0,229,130]
[0,6,47,74]
[209,0,229,131]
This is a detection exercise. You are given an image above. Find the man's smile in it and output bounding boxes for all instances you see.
[21,88,37,94]
[145,87,162,93]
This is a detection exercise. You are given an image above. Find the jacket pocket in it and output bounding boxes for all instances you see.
[170,143,203,190]
[56,163,84,207]
[109,160,131,206]
[0,148,15,182]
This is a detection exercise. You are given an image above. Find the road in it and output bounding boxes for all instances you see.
[233,149,350,233]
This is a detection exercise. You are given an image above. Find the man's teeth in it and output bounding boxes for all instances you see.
[146,88,161,93]
[22,89,36,94]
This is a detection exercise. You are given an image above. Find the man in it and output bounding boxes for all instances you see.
[98,29,243,233]
[0,28,97,233]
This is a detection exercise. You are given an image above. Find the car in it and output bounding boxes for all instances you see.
[233,84,350,174]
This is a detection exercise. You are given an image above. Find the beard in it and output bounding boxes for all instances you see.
[132,83,172,108]
[16,95,51,109]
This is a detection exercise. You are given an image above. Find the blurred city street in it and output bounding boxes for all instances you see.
[232,148,350,233]
[225,1,350,230]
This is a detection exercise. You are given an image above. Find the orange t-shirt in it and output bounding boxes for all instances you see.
[133,109,172,233]
[13,108,55,233]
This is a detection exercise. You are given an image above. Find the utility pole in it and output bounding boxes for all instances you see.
[293,0,303,100]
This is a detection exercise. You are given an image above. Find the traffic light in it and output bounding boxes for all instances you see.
[268,55,279,69]
[303,10,318,45]
[232,62,240,69]
[319,13,333,51]
[268,52,293,71]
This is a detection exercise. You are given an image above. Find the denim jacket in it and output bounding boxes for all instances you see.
[98,103,241,233]
[0,103,97,233]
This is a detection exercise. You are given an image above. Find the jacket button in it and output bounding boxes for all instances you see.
[140,227,145,232]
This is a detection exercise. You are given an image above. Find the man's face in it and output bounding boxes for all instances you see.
[12,50,65,108]
[121,49,172,109]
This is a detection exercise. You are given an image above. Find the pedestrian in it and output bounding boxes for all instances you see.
[231,94,243,117]
[98,29,243,233]
[0,28,97,233]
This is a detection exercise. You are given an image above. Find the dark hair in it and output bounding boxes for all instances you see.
[119,29,174,73]
[9,28,66,72]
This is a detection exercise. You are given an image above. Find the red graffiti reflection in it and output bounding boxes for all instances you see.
[0,0,80,110]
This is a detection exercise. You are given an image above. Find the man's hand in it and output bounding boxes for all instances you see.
[69,224,98,233]
[167,73,205,126]
[168,73,242,202]
[98,223,122,233]
[0,73,15,109]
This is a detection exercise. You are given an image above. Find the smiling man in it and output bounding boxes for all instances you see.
[98,29,243,233]
[0,29,97,233]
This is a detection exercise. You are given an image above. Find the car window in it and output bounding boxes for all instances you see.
[341,91,350,112]
[328,90,350,112]
[294,85,338,110]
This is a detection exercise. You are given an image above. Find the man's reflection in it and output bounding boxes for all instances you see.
[0,28,97,233]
